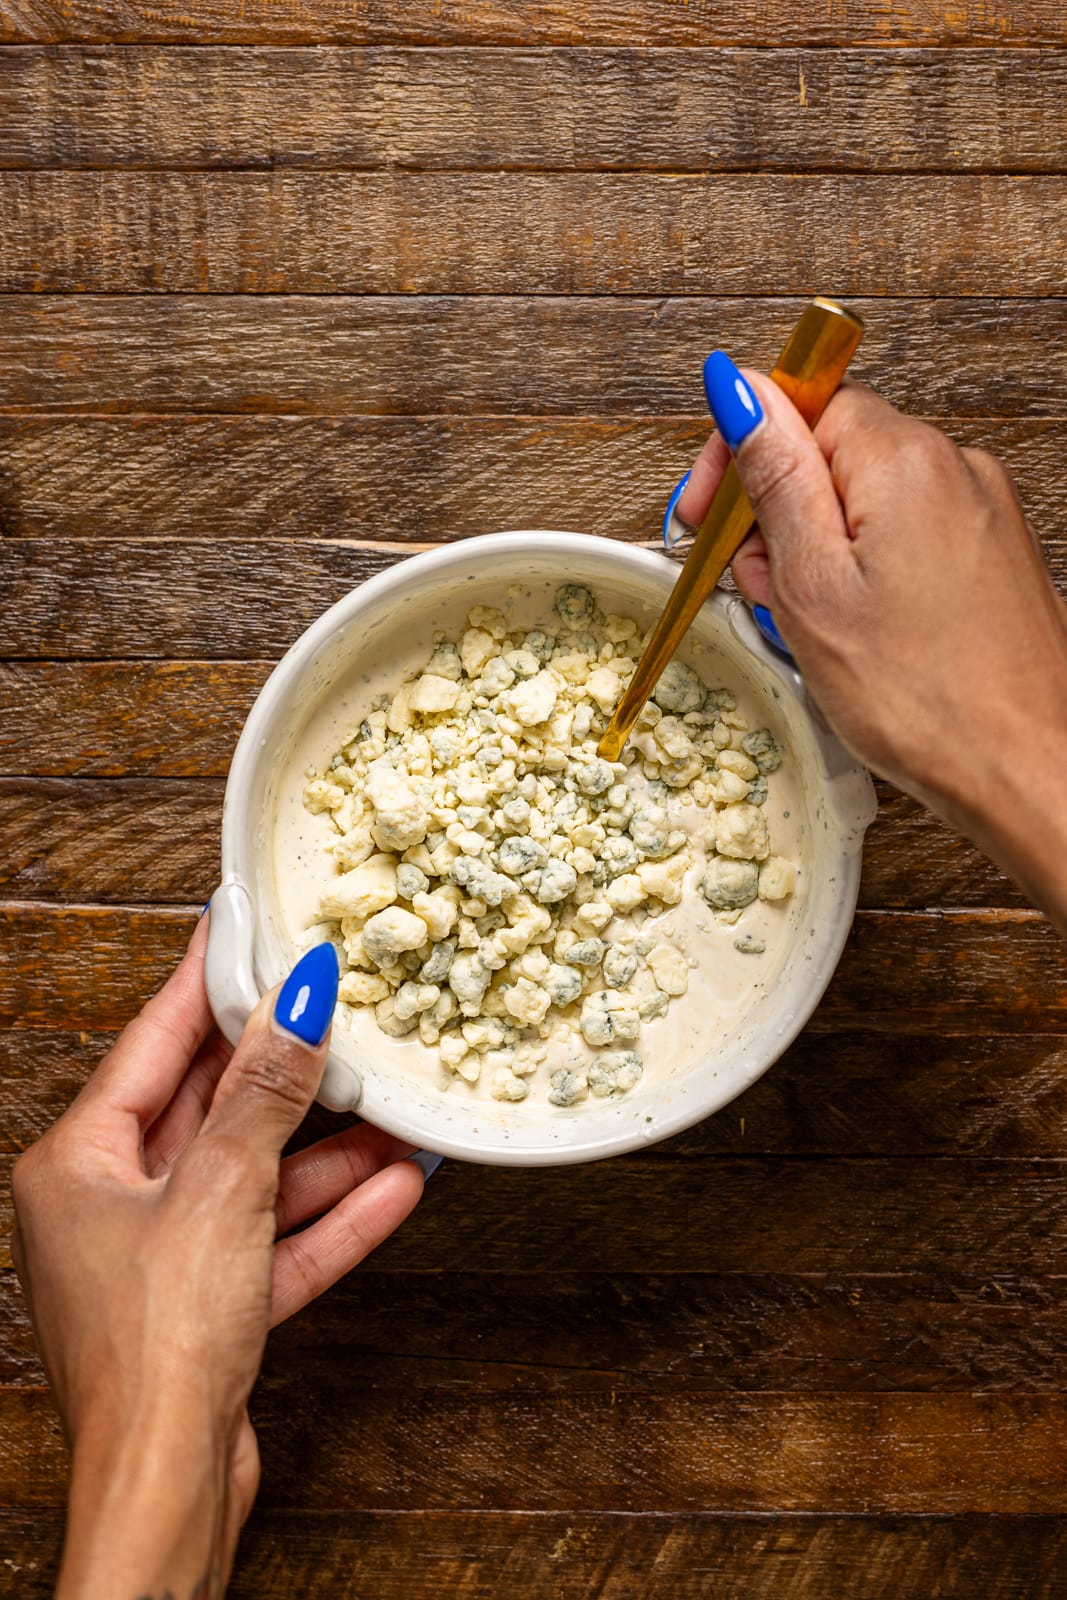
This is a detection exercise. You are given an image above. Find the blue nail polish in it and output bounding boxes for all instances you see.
[409,1150,444,1180]
[702,351,764,451]
[753,604,792,657]
[201,898,211,917]
[274,942,339,1048]
[662,470,691,549]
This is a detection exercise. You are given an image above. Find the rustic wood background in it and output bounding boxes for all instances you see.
[2,2,1067,1595]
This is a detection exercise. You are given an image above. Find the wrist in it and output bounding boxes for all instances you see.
[58,1398,233,1600]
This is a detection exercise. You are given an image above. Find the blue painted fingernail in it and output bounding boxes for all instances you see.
[274,942,339,1048]
[409,1150,444,1180]
[753,604,791,656]
[662,470,691,549]
[703,351,764,451]
[201,898,211,917]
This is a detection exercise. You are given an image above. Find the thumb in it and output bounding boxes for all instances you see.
[702,350,848,565]
[199,941,339,1159]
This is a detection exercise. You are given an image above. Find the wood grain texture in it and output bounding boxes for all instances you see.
[4,49,1067,173]
[0,776,1026,909]
[239,1388,1067,1513]
[863,784,1024,908]
[3,0,1066,1571]
[0,778,224,901]
[240,1268,1067,1396]
[0,296,1064,417]
[0,416,1065,545]
[9,1143,1067,1276]
[0,662,271,775]
[3,1,1065,46]
[5,1028,1067,1157]
[5,1261,1067,1394]
[3,903,1067,1034]
[2,537,1064,659]
[2,1509,1066,1600]
[3,1381,1067,1512]
[5,173,1066,297]
[0,540,408,657]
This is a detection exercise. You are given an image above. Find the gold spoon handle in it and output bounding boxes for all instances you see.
[597,297,864,762]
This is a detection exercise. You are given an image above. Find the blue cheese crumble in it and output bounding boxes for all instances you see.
[303,586,797,1107]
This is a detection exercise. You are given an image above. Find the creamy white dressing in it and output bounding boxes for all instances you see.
[269,580,808,1107]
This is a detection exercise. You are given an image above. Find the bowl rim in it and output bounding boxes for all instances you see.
[212,530,874,1166]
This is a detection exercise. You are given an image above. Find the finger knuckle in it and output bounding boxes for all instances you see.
[284,1233,322,1301]
[896,420,960,479]
[964,446,1015,498]
[233,1036,314,1117]
[10,1149,39,1215]
[11,1126,67,1211]
[743,437,814,521]
[185,1131,275,1198]
[11,1150,69,1227]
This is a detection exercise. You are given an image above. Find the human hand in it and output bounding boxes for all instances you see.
[11,919,423,1599]
[677,353,1067,929]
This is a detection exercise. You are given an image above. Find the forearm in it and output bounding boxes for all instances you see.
[57,1407,234,1600]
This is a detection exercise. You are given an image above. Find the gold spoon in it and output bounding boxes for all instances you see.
[596,297,864,762]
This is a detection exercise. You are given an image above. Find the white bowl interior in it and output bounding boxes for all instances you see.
[222,533,871,1165]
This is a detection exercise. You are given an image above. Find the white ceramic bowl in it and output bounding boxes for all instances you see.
[205,532,875,1166]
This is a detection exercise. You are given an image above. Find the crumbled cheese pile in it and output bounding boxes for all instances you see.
[303,585,796,1108]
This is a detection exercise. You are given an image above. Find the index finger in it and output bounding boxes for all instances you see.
[676,427,732,530]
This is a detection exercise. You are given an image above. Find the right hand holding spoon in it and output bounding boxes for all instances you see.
[679,353,1067,935]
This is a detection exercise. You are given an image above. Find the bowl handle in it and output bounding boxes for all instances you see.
[204,879,364,1112]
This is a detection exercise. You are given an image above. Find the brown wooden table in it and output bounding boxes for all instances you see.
[2,4,1067,1595]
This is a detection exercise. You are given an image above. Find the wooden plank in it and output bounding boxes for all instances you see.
[0,778,224,903]
[3,49,1066,173]
[7,1146,1067,1274]
[133,1510,1067,1600]
[4,172,1065,297]
[3,535,1065,661]
[0,296,1063,417]
[0,540,409,658]
[242,1267,1067,1396]
[0,1028,112,1151]
[4,1024,1065,1160]
[3,902,1066,1032]
[2,1508,1067,1600]
[662,1032,1067,1156]
[0,775,1026,909]
[6,1265,1067,1393]
[3,1382,1067,1511]
[248,1389,1067,1512]
[3,1,1065,46]
[5,1027,1067,1158]
[2,903,1067,1034]
[863,783,1024,908]
[315,1154,1067,1276]
[0,662,271,776]
[818,910,1067,1033]
[0,416,1064,547]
